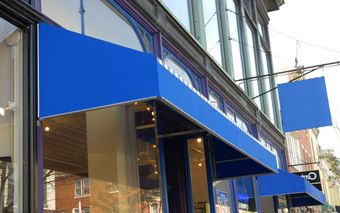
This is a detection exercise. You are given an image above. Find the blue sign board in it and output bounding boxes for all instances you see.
[278,77,332,132]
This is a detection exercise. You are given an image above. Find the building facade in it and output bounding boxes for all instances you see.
[0,0,327,212]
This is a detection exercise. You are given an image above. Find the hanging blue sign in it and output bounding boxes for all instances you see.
[278,77,332,132]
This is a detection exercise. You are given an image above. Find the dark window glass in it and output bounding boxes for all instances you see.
[235,177,257,213]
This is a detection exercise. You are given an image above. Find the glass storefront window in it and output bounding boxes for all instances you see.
[188,138,211,212]
[245,23,261,108]
[213,180,232,213]
[202,0,222,66]
[226,0,244,90]
[0,17,22,213]
[42,102,162,212]
[277,195,289,213]
[161,0,191,30]
[235,177,257,213]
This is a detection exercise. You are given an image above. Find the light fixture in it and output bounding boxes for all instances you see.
[0,102,16,116]
[152,117,155,121]
[151,111,155,116]
[152,144,157,148]
[198,159,203,167]
[44,126,50,132]
[134,102,138,106]
[154,171,158,174]
[147,106,151,111]
[196,138,202,143]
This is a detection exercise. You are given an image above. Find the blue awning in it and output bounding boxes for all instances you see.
[38,23,278,178]
[258,169,326,207]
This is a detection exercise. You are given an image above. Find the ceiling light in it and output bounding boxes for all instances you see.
[196,138,202,143]
[44,127,50,132]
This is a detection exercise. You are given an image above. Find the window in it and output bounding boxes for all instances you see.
[75,178,89,197]
[245,23,261,108]
[260,46,275,122]
[83,0,144,51]
[0,17,23,212]
[41,0,82,33]
[163,50,201,90]
[41,0,151,52]
[235,177,257,213]
[73,208,90,213]
[42,102,162,212]
[226,0,245,89]
[188,138,211,212]
[209,89,223,109]
[202,0,223,65]
[214,180,232,213]
[161,0,191,30]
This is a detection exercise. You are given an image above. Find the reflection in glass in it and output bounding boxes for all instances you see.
[84,0,143,51]
[188,138,210,213]
[161,0,191,30]
[0,17,22,213]
[202,0,222,65]
[41,0,82,33]
[245,23,261,108]
[214,180,232,213]
[260,46,275,123]
[208,90,223,110]
[277,195,289,213]
[235,178,257,213]
[226,0,244,90]
[42,102,162,213]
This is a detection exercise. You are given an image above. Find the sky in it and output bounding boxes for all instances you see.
[268,0,340,157]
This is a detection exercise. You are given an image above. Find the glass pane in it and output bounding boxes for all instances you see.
[161,0,191,30]
[188,138,210,212]
[213,180,232,213]
[277,195,289,213]
[41,0,82,33]
[245,23,261,108]
[202,0,222,65]
[226,0,244,90]
[209,90,223,110]
[235,178,257,213]
[164,58,195,88]
[0,17,22,213]
[42,102,162,212]
[84,0,143,51]
[260,46,275,122]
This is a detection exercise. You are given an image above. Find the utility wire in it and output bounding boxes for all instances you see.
[252,67,320,100]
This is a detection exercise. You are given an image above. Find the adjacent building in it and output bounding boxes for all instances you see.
[0,0,329,212]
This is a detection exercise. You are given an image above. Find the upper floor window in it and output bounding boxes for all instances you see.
[226,0,245,89]
[163,49,201,91]
[208,89,223,109]
[202,0,223,66]
[41,0,152,53]
[161,0,191,30]
[245,23,261,109]
[75,178,89,197]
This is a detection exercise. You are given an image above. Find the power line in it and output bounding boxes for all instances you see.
[269,27,340,55]
[226,7,340,56]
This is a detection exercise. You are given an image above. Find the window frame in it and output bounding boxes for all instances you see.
[74,178,90,197]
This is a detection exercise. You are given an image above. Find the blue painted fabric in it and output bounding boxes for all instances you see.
[278,77,332,132]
